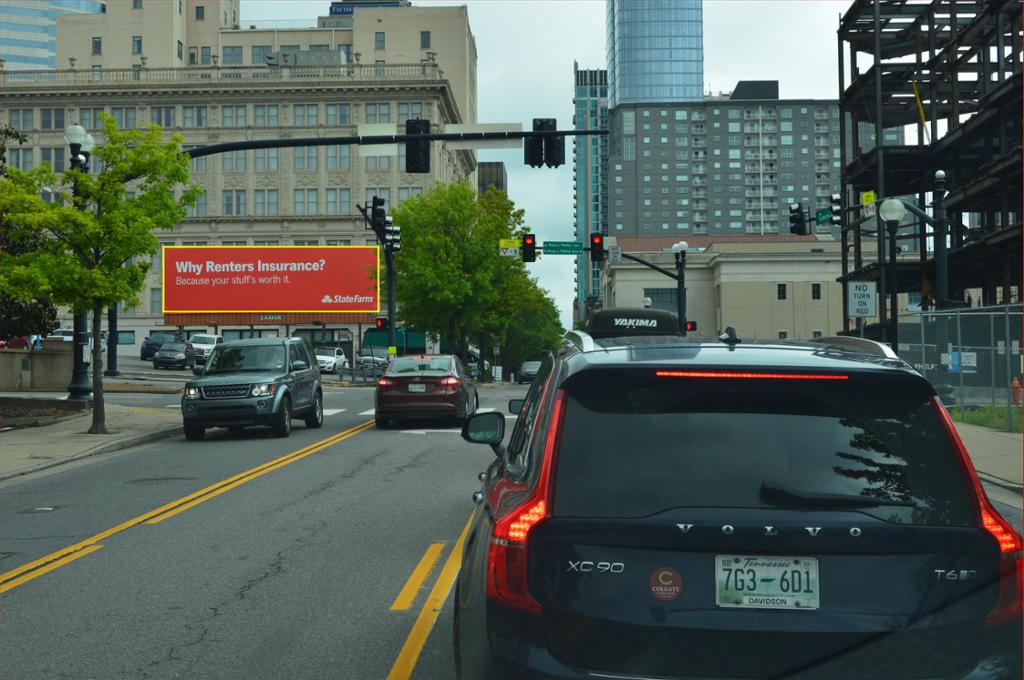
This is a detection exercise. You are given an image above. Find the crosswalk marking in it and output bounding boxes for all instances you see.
[323,409,346,416]
[359,409,376,416]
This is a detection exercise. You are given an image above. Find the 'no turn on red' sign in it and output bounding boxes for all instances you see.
[848,282,877,318]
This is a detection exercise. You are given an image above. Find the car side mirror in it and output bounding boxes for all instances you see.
[462,412,505,456]
[290,360,307,371]
[192,367,203,376]
[508,399,524,414]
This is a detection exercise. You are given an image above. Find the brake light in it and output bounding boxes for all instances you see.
[656,370,848,380]
[439,376,460,387]
[932,397,1022,627]
[486,389,567,615]
[377,377,397,388]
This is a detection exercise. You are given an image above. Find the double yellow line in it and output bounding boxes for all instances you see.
[0,420,374,595]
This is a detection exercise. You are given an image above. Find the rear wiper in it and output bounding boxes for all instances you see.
[760,481,917,509]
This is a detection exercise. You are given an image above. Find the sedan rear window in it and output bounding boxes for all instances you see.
[150,333,175,342]
[554,369,975,526]
[161,343,185,351]
[388,357,450,374]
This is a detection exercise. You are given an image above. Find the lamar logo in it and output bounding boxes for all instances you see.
[613,318,658,329]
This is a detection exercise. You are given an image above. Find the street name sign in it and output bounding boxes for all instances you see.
[815,209,830,226]
[848,282,877,317]
[543,241,584,255]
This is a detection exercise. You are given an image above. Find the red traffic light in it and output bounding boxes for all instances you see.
[684,320,698,332]
[523,234,535,246]
[375,317,388,330]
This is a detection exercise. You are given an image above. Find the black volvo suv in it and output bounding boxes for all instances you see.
[455,320,1022,679]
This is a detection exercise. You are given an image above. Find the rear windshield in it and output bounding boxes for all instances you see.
[190,335,216,344]
[521,361,542,371]
[315,347,337,356]
[388,357,450,374]
[554,369,975,526]
[150,333,175,342]
[162,343,185,351]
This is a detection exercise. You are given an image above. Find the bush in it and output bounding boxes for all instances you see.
[958,404,1023,433]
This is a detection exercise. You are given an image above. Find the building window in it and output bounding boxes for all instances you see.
[293,240,319,246]
[177,40,183,60]
[195,4,204,19]
[222,150,246,172]
[41,108,65,130]
[326,145,350,170]
[183,106,206,128]
[398,187,422,204]
[79,108,103,130]
[252,45,272,64]
[91,37,102,55]
[294,146,317,171]
[8,148,32,170]
[254,148,278,172]
[326,103,350,125]
[254,105,278,127]
[131,36,142,54]
[365,188,390,207]
[133,0,142,7]
[186,192,207,217]
[325,188,350,214]
[420,31,431,49]
[222,46,242,64]
[150,288,161,314]
[643,288,678,313]
[222,105,246,127]
[365,155,390,171]
[811,282,822,300]
[777,283,787,300]
[9,109,33,129]
[397,102,422,122]
[294,189,318,215]
[374,32,385,49]
[778,330,789,340]
[309,44,329,52]
[254,189,279,216]
[111,107,135,129]
[189,47,197,64]
[40,148,66,173]
[187,148,206,173]
[294,104,318,126]
[201,47,211,64]
[812,330,823,338]
[151,106,175,127]
[223,190,245,216]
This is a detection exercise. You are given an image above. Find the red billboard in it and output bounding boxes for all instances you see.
[162,246,379,313]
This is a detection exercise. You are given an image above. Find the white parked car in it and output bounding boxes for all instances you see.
[315,346,349,374]
[188,333,224,364]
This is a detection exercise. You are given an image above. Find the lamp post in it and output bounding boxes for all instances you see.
[933,170,948,309]
[63,124,95,400]
[671,241,689,336]
[879,198,906,354]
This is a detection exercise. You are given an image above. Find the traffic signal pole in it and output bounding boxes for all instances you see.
[385,246,397,353]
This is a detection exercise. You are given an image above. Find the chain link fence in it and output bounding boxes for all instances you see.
[896,304,1022,432]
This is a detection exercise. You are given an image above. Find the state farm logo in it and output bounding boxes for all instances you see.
[613,318,658,329]
[322,294,333,303]
[649,566,683,601]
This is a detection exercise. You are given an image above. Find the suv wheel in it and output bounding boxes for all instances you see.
[184,422,205,441]
[272,396,292,438]
[304,390,324,428]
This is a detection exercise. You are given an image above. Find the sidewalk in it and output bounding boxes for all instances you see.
[955,420,1023,491]
[0,403,181,480]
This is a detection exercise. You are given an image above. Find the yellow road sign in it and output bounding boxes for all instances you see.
[499,239,519,249]
[860,190,876,206]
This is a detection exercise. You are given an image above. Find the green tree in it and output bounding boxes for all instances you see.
[0,115,200,433]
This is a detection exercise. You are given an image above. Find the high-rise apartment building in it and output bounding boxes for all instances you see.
[571,64,608,320]
[607,81,842,239]
[2,0,477,349]
[477,161,507,194]
[606,0,703,107]
[0,0,104,71]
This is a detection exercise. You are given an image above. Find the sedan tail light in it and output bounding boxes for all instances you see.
[377,377,397,388]
[439,376,460,387]
[487,389,567,615]
[933,397,1022,627]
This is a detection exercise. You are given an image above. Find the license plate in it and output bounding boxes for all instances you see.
[715,555,819,610]
[408,383,426,392]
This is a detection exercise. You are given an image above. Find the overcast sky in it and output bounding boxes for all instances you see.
[241,0,850,329]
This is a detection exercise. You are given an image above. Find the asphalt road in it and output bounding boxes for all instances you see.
[1,384,524,680]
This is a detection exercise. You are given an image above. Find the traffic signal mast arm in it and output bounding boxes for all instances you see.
[185,129,607,158]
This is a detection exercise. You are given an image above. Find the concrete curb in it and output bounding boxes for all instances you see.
[0,425,183,481]
[978,471,1024,494]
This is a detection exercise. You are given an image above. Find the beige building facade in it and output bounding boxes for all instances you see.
[3,1,478,352]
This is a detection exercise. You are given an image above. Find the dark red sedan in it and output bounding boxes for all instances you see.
[374,355,478,428]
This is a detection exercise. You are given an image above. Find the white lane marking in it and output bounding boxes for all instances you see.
[165,405,180,408]
[477,407,496,413]
[398,429,462,435]
[359,409,375,416]
[323,409,346,416]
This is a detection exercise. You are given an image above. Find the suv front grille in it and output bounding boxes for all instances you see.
[200,384,251,399]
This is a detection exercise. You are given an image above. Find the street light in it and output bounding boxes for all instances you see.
[880,198,906,354]
[64,124,95,400]
[671,241,689,336]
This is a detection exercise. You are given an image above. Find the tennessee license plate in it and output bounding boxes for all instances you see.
[408,383,426,392]
[715,555,819,610]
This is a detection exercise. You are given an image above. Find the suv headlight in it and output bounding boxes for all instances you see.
[185,386,200,399]
[251,384,278,397]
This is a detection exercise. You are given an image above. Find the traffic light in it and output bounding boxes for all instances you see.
[525,119,546,168]
[384,219,401,252]
[371,195,386,230]
[542,119,564,168]
[683,320,697,333]
[521,233,536,262]
[405,118,430,173]
[375,317,389,331]
[829,193,842,227]
[788,203,807,235]
[590,232,605,262]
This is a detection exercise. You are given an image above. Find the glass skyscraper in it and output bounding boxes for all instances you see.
[0,0,104,71]
[606,0,704,107]
[572,64,609,322]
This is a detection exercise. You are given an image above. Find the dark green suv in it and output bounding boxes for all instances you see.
[181,337,323,441]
